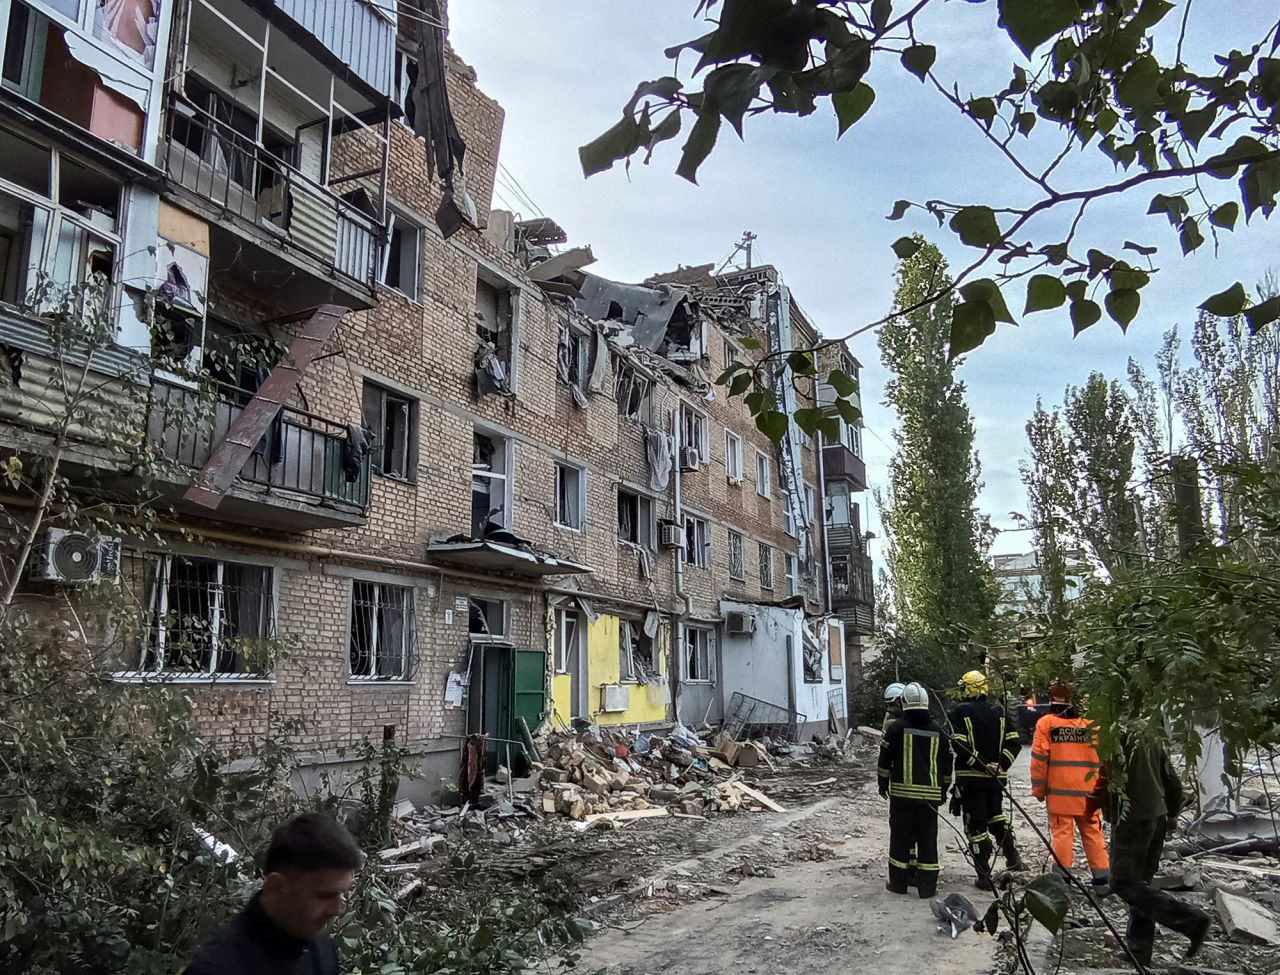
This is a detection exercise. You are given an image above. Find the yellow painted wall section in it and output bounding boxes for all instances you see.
[587,614,670,726]
[551,674,573,727]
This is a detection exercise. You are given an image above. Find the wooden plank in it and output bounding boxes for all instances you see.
[582,807,670,824]
[734,783,786,813]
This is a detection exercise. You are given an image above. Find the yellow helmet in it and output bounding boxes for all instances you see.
[959,670,989,698]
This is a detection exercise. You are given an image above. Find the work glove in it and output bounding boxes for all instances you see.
[878,779,889,798]
[949,791,964,817]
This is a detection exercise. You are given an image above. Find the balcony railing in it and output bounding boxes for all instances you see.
[147,376,371,514]
[823,442,867,489]
[160,95,380,289]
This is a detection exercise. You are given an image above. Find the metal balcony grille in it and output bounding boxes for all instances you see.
[723,691,803,743]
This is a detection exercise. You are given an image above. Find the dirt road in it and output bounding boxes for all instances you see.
[577,778,999,975]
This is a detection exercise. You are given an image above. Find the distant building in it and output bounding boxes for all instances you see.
[992,550,1091,617]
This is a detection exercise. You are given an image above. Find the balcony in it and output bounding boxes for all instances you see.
[831,552,875,637]
[823,442,867,490]
[147,377,370,531]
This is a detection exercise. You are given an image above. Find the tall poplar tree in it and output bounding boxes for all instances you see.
[878,237,996,656]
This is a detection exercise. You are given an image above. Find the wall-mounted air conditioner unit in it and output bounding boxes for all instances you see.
[726,611,756,635]
[601,684,631,712]
[658,521,685,550]
[29,529,122,584]
[679,447,701,472]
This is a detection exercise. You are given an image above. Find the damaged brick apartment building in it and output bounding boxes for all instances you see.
[0,0,875,793]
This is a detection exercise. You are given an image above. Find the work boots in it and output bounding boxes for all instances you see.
[1000,833,1026,872]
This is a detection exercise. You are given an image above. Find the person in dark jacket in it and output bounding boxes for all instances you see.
[949,670,1027,889]
[1104,733,1212,966]
[878,682,953,899]
[183,813,363,975]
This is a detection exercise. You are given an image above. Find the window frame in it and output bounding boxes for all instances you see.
[724,430,743,482]
[379,208,422,301]
[785,553,798,596]
[723,341,738,370]
[472,429,513,534]
[554,461,586,532]
[469,596,508,643]
[727,528,745,581]
[615,363,654,424]
[362,380,419,481]
[680,404,709,461]
[682,514,710,569]
[758,541,773,589]
[475,270,516,382]
[683,625,713,683]
[617,486,656,550]
[348,579,416,682]
[116,551,275,681]
[555,607,582,675]
[618,618,657,683]
[755,450,772,499]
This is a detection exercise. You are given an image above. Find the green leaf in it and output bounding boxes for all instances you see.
[1023,873,1071,934]
[887,200,911,221]
[702,63,769,138]
[1122,241,1158,257]
[755,409,790,443]
[1024,274,1067,314]
[834,83,876,136]
[644,111,683,162]
[787,350,817,376]
[1199,282,1248,317]
[949,300,997,358]
[949,206,1002,248]
[1017,111,1037,135]
[1086,248,1115,278]
[793,407,824,436]
[1241,158,1280,221]
[891,236,922,259]
[998,0,1079,58]
[740,336,762,350]
[980,899,1001,935]
[1147,193,1189,225]
[1117,55,1162,111]
[1070,298,1102,335]
[1179,217,1204,255]
[901,44,936,81]
[579,115,650,177]
[967,97,997,128]
[1177,106,1216,148]
[1105,288,1140,331]
[960,278,1016,324]
[1209,202,1240,230]
[833,397,862,425]
[727,372,754,396]
[1244,294,1280,333]
[870,0,892,31]
[1064,279,1088,302]
[828,369,858,398]
[676,110,723,184]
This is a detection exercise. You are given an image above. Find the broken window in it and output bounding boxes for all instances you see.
[758,542,773,589]
[380,210,422,300]
[555,462,585,531]
[724,430,743,481]
[471,430,509,536]
[755,450,772,499]
[615,363,653,425]
[803,633,823,684]
[393,49,419,131]
[555,608,581,675]
[831,555,850,599]
[825,480,851,526]
[785,553,798,596]
[683,515,710,569]
[93,0,162,69]
[728,529,745,580]
[683,626,712,682]
[0,130,120,311]
[680,404,708,461]
[619,619,657,683]
[804,483,817,525]
[724,341,738,370]
[563,326,589,388]
[349,581,415,681]
[469,597,506,641]
[475,273,514,386]
[171,76,258,192]
[617,488,654,549]
[362,381,417,480]
[120,551,273,676]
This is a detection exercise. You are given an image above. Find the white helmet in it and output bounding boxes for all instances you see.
[901,682,930,711]
[884,682,906,703]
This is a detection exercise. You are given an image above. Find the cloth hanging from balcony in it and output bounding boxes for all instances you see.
[643,426,671,492]
[408,0,474,239]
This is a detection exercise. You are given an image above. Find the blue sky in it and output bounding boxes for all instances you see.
[450,1,1279,557]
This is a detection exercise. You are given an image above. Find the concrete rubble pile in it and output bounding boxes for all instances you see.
[532,724,788,823]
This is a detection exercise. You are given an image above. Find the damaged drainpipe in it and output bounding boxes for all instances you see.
[816,429,833,615]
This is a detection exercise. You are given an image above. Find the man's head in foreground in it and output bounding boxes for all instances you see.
[260,813,362,940]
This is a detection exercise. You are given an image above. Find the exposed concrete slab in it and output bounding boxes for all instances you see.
[1216,889,1280,945]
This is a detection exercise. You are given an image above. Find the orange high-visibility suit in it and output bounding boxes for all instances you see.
[1030,711,1110,879]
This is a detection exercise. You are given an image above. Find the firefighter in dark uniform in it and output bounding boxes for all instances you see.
[878,681,952,898]
[949,670,1027,890]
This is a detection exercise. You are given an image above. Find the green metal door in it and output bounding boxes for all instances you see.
[513,648,547,739]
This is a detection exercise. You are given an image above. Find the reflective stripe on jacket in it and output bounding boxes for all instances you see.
[1029,711,1103,816]
[949,698,1022,781]
[878,716,954,804]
